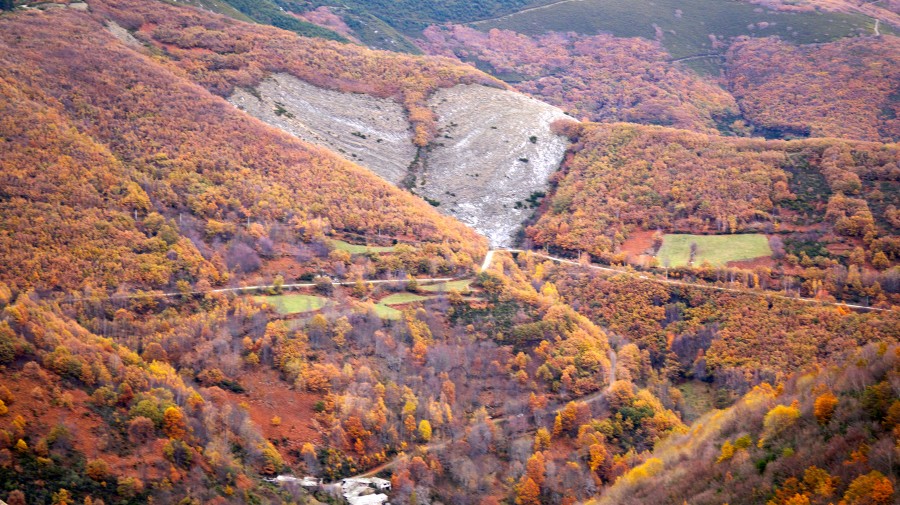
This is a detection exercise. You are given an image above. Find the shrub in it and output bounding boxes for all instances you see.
[86,458,111,481]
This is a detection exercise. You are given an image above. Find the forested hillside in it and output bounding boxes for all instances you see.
[0,0,502,295]
[599,343,899,505]
[0,5,493,500]
[726,35,900,142]
[542,260,900,388]
[527,122,900,306]
[417,25,739,133]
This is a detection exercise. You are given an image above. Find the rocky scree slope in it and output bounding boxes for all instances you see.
[229,78,572,246]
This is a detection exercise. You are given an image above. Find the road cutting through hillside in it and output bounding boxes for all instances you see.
[63,247,894,313]
[484,249,895,313]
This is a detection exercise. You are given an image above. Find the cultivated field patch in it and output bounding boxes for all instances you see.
[254,293,329,314]
[656,233,772,267]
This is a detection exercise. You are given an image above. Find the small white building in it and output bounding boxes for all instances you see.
[272,474,390,505]
[349,494,390,505]
[341,478,391,505]
[371,477,392,491]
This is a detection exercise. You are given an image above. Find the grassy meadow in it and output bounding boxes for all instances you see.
[253,294,328,315]
[329,239,398,254]
[473,0,888,61]
[656,233,772,267]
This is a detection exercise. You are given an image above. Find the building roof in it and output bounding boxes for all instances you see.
[346,494,389,505]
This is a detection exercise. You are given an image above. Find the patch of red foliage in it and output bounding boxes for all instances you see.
[620,230,658,266]
[259,256,310,283]
[0,372,169,481]
[727,255,776,270]
[218,369,321,465]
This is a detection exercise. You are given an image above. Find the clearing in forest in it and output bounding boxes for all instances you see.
[253,294,328,314]
[330,239,398,254]
[656,233,771,267]
[421,279,473,292]
[380,292,433,305]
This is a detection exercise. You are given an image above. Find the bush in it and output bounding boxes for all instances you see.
[761,404,800,444]
[86,458,111,481]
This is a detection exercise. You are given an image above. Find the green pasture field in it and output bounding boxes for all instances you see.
[330,239,397,254]
[253,294,328,315]
[656,233,772,267]
[379,292,432,305]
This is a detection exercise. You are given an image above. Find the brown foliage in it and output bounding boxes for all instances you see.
[726,36,900,142]
[419,25,737,133]
[0,5,487,294]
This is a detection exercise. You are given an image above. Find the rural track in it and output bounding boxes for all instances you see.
[59,248,894,313]
[486,249,896,313]
[668,53,725,63]
[266,248,893,484]
[471,0,583,26]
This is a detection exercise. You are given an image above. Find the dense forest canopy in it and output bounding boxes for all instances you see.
[726,35,900,142]
[418,25,739,133]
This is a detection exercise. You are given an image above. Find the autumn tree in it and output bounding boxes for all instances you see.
[86,458,111,481]
[814,391,838,426]
[515,477,541,505]
[525,452,546,487]
[534,427,551,451]
[418,419,432,443]
[842,471,894,505]
[761,404,800,444]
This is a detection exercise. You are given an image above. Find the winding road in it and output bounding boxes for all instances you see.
[63,248,894,314]
[485,249,895,313]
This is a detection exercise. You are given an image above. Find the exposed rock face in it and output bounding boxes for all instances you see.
[421,84,570,246]
[106,21,143,47]
[229,77,571,246]
[229,74,417,184]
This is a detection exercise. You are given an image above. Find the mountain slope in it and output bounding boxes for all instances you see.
[597,343,899,505]
[88,0,502,148]
[418,25,739,133]
[0,4,490,294]
[726,35,900,142]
